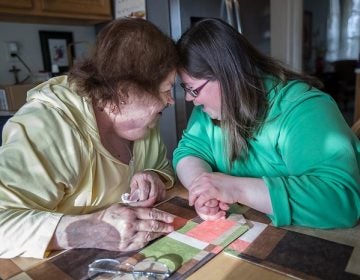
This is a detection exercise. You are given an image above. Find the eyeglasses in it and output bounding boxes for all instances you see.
[88,258,170,280]
[180,80,209,98]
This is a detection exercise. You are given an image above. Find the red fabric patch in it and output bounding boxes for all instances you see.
[186,219,236,243]
[171,216,188,230]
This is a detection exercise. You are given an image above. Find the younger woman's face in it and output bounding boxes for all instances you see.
[102,70,176,140]
[179,70,222,120]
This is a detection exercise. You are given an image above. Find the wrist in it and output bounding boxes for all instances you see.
[50,213,95,250]
[144,170,167,184]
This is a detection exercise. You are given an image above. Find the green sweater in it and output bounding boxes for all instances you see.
[173,80,360,229]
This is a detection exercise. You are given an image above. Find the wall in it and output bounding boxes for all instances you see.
[271,0,303,71]
[0,22,96,86]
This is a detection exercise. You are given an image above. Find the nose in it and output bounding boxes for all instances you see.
[185,93,195,102]
[168,96,175,105]
[166,93,175,105]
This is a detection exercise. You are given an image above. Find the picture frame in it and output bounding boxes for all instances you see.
[115,0,146,19]
[39,31,74,73]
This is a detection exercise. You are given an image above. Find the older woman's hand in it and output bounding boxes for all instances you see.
[99,204,174,251]
[50,204,174,252]
[128,171,166,207]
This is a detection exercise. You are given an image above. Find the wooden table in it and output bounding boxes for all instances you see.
[0,184,290,280]
[1,184,359,280]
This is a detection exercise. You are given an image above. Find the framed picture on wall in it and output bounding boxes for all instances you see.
[115,0,146,19]
[39,31,74,73]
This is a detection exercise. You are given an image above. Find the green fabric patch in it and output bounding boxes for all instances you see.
[216,225,249,246]
[228,203,248,215]
[177,220,198,234]
[140,236,201,271]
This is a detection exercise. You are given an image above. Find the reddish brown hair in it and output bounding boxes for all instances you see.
[69,18,178,106]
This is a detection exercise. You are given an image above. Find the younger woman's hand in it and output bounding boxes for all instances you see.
[188,172,239,207]
[194,199,227,221]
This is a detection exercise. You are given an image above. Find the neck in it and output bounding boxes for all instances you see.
[101,134,133,164]
[93,102,133,164]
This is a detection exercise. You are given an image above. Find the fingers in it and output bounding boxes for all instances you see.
[198,210,226,221]
[135,208,175,224]
[193,193,214,209]
[135,219,174,233]
[128,195,157,207]
[120,231,164,251]
[204,199,219,207]
[188,192,197,206]
[130,181,151,202]
[195,204,220,216]
[194,198,226,221]
[119,209,174,251]
[188,185,210,206]
[129,172,165,205]
[129,188,140,202]
[219,202,230,211]
[138,183,151,201]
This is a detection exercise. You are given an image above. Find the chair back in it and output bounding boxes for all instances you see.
[352,119,360,138]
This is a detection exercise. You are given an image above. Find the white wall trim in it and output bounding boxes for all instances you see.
[271,0,303,71]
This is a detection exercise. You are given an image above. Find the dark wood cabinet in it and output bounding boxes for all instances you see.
[0,0,112,25]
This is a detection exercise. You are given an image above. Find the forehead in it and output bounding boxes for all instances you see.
[179,71,205,86]
[159,70,176,90]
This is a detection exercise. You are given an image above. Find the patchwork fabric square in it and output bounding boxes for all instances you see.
[225,211,360,280]
[120,197,249,279]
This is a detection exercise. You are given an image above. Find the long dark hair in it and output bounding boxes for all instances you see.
[177,18,321,164]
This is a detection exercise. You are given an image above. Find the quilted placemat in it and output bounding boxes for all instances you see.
[225,206,360,280]
[119,196,249,280]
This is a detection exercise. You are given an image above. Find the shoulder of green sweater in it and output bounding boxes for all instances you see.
[266,79,333,116]
[266,78,328,102]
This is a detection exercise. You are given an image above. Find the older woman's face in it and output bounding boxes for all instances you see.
[179,71,221,120]
[107,70,176,141]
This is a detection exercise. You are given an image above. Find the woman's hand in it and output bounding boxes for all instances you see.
[99,204,174,251]
[193,199,228,221]
[188,172,239,220]
[50,204,174,252]
[128,171,166,207]
[189,173,273,217]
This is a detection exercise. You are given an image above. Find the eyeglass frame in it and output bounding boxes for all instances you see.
[180,80,209,98]
[88,258,171,279]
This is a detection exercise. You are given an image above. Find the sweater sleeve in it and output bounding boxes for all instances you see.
[173,106,217,171]
[264,92,360,228]
[0,104,84,258]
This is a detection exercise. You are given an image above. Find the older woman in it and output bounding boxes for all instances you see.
[0,18,178,258]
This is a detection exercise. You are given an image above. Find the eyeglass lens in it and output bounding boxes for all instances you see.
[88,258,170,280]
[180,80,209,98]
